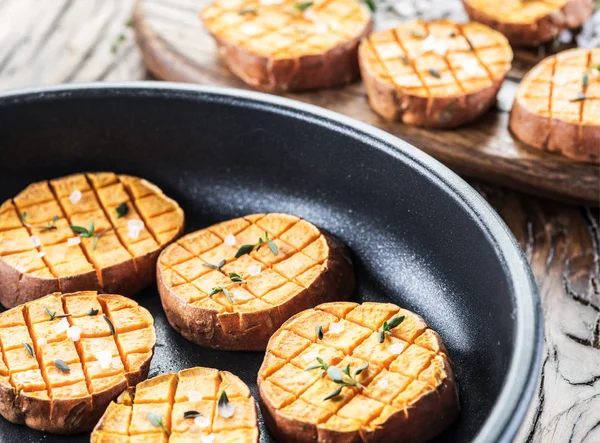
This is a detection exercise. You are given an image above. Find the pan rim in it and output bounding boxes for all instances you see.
[0,82,542,443]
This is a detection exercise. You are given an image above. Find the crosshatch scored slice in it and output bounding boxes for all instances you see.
[91,367,259,443]
[157,213,355,351]
[0,291,155,434]
[510,48,600,164]
[462,0,594,46]
[201,0,373,92]
[258,301,460,443]
[359,19,513,128]
[0,172,184,308]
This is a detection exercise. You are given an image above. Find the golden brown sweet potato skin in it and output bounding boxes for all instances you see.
[0,173,184,308]
[359,20,512,128]
[510,48,600,164]
[158,213,355,351]
[201,0,373,92]
[462,0,593,47]
[0,291,155,434]
[257,301,459,443]
[91,367,259,442]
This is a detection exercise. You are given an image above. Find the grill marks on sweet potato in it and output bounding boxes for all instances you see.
[359,19,512,127]
[258,302,459,442]
[0,173,183,304]
[91,367,259,442]
[510,48,600,163]
[0,291,155,433]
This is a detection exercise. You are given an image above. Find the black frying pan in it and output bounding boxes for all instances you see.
[0,83,542,443]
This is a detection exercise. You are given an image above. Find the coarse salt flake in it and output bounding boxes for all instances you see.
[54,318,70,334]
[30,235,41,248]
[553,75,570,86]
[421,35,437,52]
[37,251,46,258]
[219,401,235,418]
[240,22,263,36]
[94,350,113,369]
[187,390,204,401]
[201,434,216,443]
[303,8,316,20]
[232,289,253,302]
[303,351,320,363]
[432,41,448,56]
[67,326,82,342]
[388,343,404,355]
[194,415,211,429]
[69,190,82,204]
[128,219,145,240]
[247,264,262,276]
[224,234,236,246]
[67,237,81,246]
[37,338,47,346]
[315,23,328,34]
[377,379,389,389]
[328,322,344,334]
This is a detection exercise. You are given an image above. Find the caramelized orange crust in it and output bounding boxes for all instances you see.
[157,213,355,350]
[510,48,600,163]
[91,367,259,443]
[359,20,512,128]
[258,301,459,443]
[463,0,593,46]
[0,172,184,308]
[201,0,373,92]
[0,291,155,434]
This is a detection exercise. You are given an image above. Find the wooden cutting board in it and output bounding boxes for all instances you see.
[132,0,600,205]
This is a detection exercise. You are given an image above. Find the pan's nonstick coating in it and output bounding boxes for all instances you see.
[0,84,541,443]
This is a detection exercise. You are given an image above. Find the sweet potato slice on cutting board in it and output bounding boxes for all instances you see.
[359,19,513,128]
[0,172,184,307]
[258,301,459,443]
[91,367,259,442]
[463,0,593,46]
[157,213,355,350]
[0,291,155,434]
[201,0,373,92]
[510,48,600,163]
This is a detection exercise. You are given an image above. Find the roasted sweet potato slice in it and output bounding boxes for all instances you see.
[91,367,259,442]
[510,48,600,163]
[463,0,593,46]
[201,0,373,92]
[359,19,513,128]
[0,173,184,308]
[258,301,459,443]
[157,213,355,350]
[0,291,155,434]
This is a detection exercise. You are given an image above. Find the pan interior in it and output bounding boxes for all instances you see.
[0,87,522,442]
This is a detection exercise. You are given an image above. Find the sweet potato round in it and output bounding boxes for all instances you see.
[0,291,155,434]
[91,366,259,442]
[359,19,512,128]
[257,301,460,443]
[0,172,184,308]
[510,48,600,164]
[462,0,594,47]
[157,213,355,351]
[201,0,373,92]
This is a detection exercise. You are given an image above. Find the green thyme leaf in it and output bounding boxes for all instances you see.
[43,306,56,320]
[583,72,589,88]
[39,215,59,232]
[87,307,99,316]
[327,366,344,383]
[364,0,375,13]
[267,240,278,255]
[400,55,409,66]
[387,316,405,329]
[183,410,202,419]
[218,390,235,418]
[54,359,70,373]
[147,412,168,434]
[323,387,343,401]
[54,313,72,319]
[411,30,425,39]
[427,68,441,79]
[70,225,91,237]
[115,202,129,218]
[103,314,115,335]
[296,1,313,11]
[316,325,323,340]
[92,235,99,250]
[229,272,245,283]
[355,363,369,376]
[377,330,385,343]
[204,259,226,271]
[22,342,34,358]
[239,6,257,14]
[570,92,587,102]
[235,244,255,258]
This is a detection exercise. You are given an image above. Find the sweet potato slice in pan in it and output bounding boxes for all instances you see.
[258,301,459,443]
[463,0,593,47]
[359,19,512,128]
[0,291,155,434]
[510,48,600,164]
[201,0,373,92]
[0,172,184,307]
[157,213,355,350]
[91,367,259,442]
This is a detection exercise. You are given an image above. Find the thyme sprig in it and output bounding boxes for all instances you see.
[21,213,59,232]
[228,272,246,284]
[43,306,72,321]
[296,1,313,11]
[70,222,113,250]
[22,342,34,358]
[323,363,369,400]
[304,356,329,377]
[183,410,203,419]
[235,231,278,258]
[204,259,226,271]
[377,315,405,343]
[210,286,233,303]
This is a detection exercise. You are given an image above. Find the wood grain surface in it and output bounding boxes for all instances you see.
[0,1,598,442]
[132,0,600,205]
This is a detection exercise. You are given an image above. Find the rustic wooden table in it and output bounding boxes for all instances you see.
[0,0,598,442]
